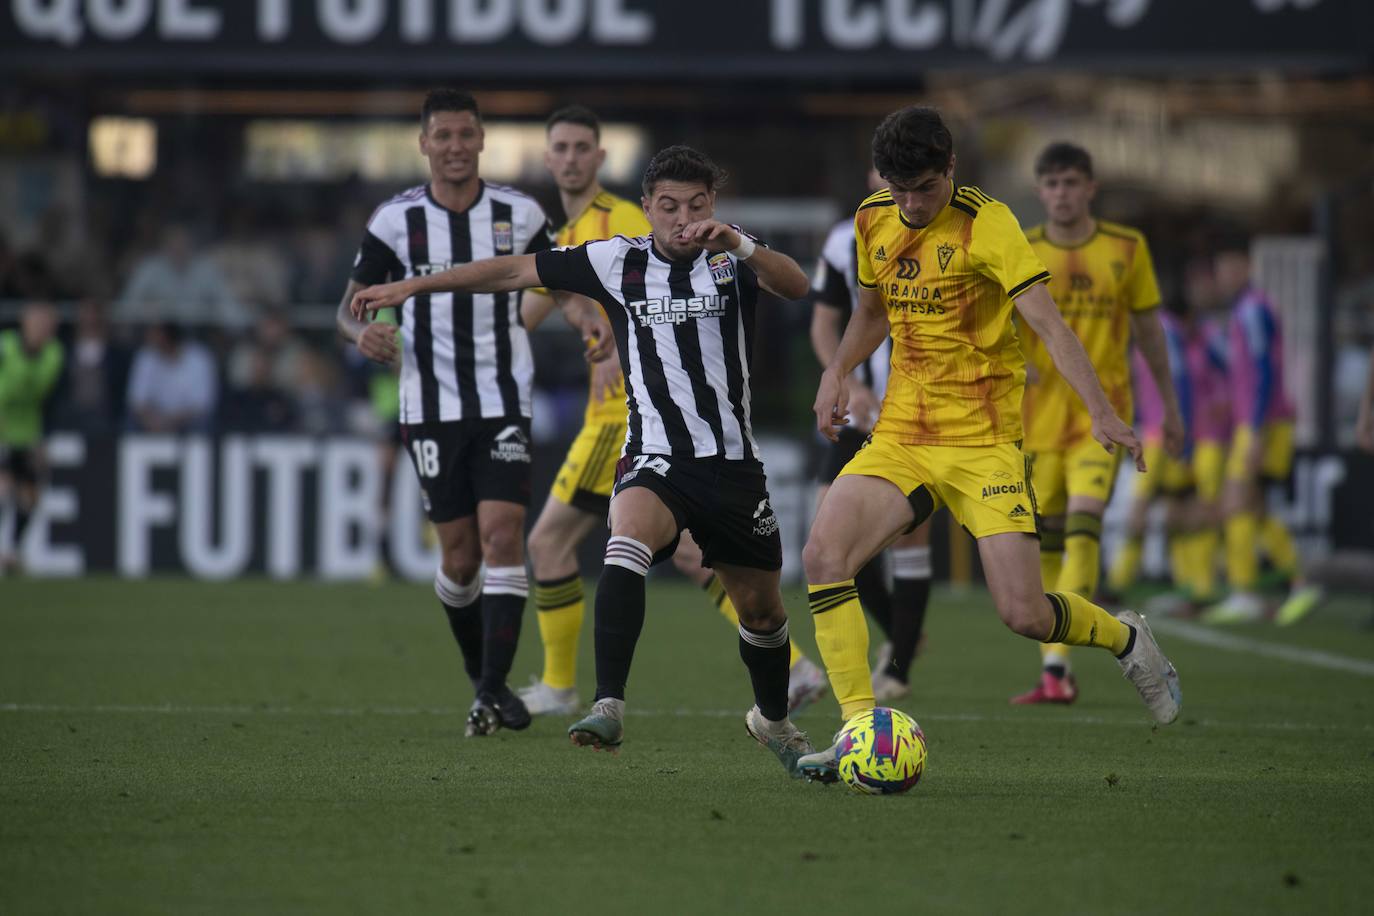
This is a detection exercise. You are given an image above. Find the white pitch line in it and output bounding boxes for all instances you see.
[1150,618,1374,677]
[1,702,1368,733]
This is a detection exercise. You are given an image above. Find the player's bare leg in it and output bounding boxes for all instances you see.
[673,536,828,712]
[521,496,602,714]
[979,532,1181,725]
[568,487,678,754]
[712,562,817,777]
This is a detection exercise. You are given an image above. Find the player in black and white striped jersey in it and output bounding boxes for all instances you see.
[809,169,934,706]
[352,146,818,777]
[338,89,611,739]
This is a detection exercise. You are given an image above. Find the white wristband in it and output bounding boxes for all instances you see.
[731,235,756,260]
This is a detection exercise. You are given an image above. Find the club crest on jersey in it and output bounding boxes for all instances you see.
[708,253,735,285]
[492,221,514,254]
[937,243,956,272]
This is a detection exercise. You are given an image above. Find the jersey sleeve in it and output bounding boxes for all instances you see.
[854,212,878,289]
[523,218,557,255]
[970,202,1050,299]
[351,223,404,286]
[535,243,612,302]
[812,253,850,310]
[1126,234,1162,312]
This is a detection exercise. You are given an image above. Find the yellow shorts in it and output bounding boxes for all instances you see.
[1192,440,1226,502]
[839,436,1037,539]
[550,421,625,514]
[1028,436,1123,516]
[1225,421,1294,483]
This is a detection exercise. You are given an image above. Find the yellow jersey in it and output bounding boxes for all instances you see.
[1020,221,1160,452]
[856,184,1050,446]
[556,190,651,426]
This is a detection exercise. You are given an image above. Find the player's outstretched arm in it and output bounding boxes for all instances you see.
[1130,309,1186,458]
[1015,283,1144,470]
[351,254,543,319]
[814,285,889,442]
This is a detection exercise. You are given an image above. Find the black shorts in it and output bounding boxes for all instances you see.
[401,418,532,523]
[815,428,869,484]
[613,454,782,571]
[1,446,38,486]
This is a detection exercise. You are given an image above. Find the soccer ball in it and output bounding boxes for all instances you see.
[835,707,927,795]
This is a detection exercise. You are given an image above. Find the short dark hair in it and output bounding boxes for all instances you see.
[641,145,727,198]
[421,89,480,129]
[1214,225,1252,255]
[547,105,600,141]
[871,106,954,183]
[1035,142,1094,179]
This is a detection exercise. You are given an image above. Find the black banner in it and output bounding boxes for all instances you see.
[3,0,1369,79]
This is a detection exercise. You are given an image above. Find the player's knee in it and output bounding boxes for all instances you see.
[802,536,853,584]
[525,524,565,570]
[480,525,524,566]
[440,549,481,585]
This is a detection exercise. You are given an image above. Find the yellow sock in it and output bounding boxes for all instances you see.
[1225,511,1259,590]
[1168,531,1194,593]
[809,580,873,720]
[1194,528,1220,600]
[534,574,584,690]
[1259,515,1298,578]
[1045,591,1131,656]
[708,575,801,666]
[1109,535,1143,592]
[1060,512,1103,597]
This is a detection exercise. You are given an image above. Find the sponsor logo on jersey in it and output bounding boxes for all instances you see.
[708,253,735,285]
[874,246,888,261]
[627,295,728,327]
[413,260,454,276]
[1008,503,1031,519]
[491,425,531,463]
[752,498,779,536]
[493,221,514,254]
[896,258,921,280]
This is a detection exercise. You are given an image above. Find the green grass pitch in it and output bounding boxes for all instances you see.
[3,577,1372,915]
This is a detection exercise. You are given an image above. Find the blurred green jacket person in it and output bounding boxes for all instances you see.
[0,329,64,447]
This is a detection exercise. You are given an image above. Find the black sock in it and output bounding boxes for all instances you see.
[442,601,484,686]
[854,555,893,638]
[1045,663,1068,679]
[478,567,528,694]
[886,575,932,682]
[738,620,791,722]
[593,562,648,701]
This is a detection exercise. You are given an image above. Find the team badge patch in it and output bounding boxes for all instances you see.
[492,221,514,254]
[708,253,735,285]
[937,243,955,272]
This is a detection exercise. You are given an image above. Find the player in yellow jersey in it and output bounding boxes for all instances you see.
[1011,142,1185,705]
[795,108,1182,781]
[517,106,826,715]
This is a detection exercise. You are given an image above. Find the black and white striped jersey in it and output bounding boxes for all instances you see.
[814,218,891,398]
[535,234,764,460]
[353,182,555,423]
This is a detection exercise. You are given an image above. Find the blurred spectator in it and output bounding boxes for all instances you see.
[213,205,290,310]
[294,347,347,436]
[126,322,218,434]
[0,229,59,300]
[224,308,305,432]
[116,224,247,328]
[291,218,356,305]
[55,300,132,436]
[33,206,105,300]
[0,301,64,571]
